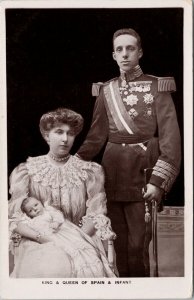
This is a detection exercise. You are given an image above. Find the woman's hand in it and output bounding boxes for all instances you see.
[143,183,163,204]
[81,219,96,237]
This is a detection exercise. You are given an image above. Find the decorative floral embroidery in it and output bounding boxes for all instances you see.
[128,108,138,119]
[26,155,96,189]
[10,232,22,247]
[123,94,139,106]
[143,93,154,104]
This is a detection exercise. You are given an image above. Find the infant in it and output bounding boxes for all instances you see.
[21,197,65,237]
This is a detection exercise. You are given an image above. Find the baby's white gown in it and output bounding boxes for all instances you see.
[9,155,116,278]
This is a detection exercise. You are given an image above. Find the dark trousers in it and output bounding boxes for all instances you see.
[107,201,152,277]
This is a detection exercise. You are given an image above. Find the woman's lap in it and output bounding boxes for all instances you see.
[11,234,108,278]
[12,241,72,278]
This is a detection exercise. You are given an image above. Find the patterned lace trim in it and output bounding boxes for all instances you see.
[26,155,96,188]
[81,214,117,241]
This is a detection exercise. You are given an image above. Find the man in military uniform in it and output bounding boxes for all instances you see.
[77,28,181,277]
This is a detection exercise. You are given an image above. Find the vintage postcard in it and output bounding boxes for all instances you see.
[0,0,193,299]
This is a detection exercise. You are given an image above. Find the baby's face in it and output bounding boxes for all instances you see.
[24,198,44,218]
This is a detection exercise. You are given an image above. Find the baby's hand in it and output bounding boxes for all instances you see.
[50,221,60,232]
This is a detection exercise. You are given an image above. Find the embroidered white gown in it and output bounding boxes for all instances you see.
[9,155,116,278]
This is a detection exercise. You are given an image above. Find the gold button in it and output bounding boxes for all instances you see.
[122,143,126,147]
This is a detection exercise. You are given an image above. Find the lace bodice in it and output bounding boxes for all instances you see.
[26,155,90,189]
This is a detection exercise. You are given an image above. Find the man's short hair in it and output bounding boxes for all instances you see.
[113,28,142,49]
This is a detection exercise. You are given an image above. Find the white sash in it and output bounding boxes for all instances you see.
[109,82,147,151]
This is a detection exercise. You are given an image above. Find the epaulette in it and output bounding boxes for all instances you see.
[92,77,118,96]
[146,75,176,92]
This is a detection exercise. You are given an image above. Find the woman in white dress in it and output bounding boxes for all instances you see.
[9,108,116,278]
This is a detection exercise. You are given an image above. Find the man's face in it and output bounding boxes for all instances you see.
[113,34,143,72]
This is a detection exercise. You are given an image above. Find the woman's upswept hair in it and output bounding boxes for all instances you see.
[39,108,84,138]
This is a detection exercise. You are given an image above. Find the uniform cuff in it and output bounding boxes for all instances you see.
[150,159,179,193]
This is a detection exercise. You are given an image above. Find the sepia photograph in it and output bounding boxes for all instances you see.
[0,0,192,299]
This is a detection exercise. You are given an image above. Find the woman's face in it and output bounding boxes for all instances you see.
[45,123,76,158]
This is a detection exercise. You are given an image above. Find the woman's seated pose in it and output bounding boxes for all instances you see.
[9,108,116,278]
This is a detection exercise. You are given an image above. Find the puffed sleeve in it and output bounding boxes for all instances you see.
[149,91,181,193]
[9,162,30,226]
[82,163,116,240]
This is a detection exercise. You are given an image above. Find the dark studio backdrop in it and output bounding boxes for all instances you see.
[6,8,184,206]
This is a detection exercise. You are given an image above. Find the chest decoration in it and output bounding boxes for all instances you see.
[143,93,154,105]
[128,108,139,119]
[144,107,153,118]
[123,94,139,106]
[118,80,155,120]
[119,81,152,94]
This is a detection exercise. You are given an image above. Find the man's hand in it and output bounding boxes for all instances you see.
[143,183,163,203]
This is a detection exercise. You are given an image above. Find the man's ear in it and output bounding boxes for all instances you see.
[138,48,143,59]
[112,52,116,61]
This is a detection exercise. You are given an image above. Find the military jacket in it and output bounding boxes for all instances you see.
[77,68,181,202]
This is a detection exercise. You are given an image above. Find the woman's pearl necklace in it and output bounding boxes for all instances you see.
[48,152,70,162]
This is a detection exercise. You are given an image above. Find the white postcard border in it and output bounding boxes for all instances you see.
[0,0,193,299]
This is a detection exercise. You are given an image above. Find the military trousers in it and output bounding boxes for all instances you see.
[107,201,152,277]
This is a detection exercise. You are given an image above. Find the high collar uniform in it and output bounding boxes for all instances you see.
[78,66,181,202]
[77,66,181,277]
